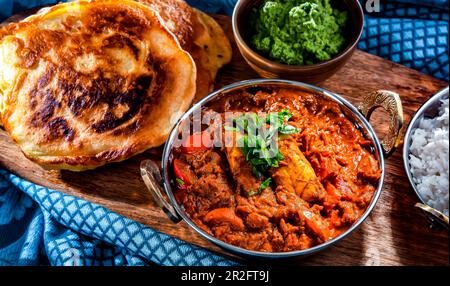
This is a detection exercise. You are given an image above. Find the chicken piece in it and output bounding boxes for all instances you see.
[357,153,382,182]
[284,233,314,251]
[235,188,279,230]
[176,150,235,215]
[276,189,331,242]
[309,152,341,181]
[245,212,270,229]
[271,139,327,203]
[235,186,279,215]
[338,201,361,225]
[223,131,262,196]
[184,149,223,177]
[204,208,245,231]
[225,146,262,195]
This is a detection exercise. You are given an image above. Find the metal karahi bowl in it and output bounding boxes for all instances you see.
[141,79,404,258]
[403,87,449,228]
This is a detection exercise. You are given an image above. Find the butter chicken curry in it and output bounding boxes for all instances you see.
[171,87,381,252]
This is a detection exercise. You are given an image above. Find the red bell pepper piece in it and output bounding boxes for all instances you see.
[173,159,193,190]
[181,132,213,153]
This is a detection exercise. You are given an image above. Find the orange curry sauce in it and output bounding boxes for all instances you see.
[171,87,381,252]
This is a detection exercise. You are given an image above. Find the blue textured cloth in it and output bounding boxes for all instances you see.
[360,0,449,80]
[0,170,236,266]
[0,0,448,266]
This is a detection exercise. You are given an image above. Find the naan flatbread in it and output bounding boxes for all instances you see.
[0,0,196,170]
[138,0,232,101]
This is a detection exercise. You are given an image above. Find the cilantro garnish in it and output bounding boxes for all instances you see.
[227,109,300,195]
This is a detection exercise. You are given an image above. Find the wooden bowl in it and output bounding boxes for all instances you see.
[232,0,364,83]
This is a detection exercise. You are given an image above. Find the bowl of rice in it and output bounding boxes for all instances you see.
[403,87,449,226]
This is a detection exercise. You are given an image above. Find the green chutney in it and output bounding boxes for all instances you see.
[249,0,348,65]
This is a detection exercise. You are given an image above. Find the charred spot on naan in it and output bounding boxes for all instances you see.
[193,9,232,71]
[190,9,232,101]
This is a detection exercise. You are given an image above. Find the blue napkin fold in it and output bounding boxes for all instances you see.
[0,0,448,266]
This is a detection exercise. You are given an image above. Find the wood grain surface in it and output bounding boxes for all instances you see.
[0,15,448,266]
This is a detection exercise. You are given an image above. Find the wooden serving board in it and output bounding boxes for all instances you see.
[1,15,448,266]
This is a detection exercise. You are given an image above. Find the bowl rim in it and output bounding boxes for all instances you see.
[160,79,385,258]
[231,0,365,71]
[402,86,449,206]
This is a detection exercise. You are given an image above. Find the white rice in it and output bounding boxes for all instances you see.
[409,98,449,216]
